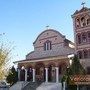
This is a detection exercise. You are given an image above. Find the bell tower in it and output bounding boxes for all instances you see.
[72,4,90,73]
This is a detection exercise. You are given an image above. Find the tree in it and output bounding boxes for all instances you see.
[62,55,86,90]
[69,55,86,75]
[6,66,18,86]
[0,34,13,80]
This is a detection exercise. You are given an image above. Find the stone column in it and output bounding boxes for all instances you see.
[25,69,27,81]
[63,82,66,90]
[18,68,20,81]
[32,68,35,82]
[55,67,59,83]
[45,68,48,82]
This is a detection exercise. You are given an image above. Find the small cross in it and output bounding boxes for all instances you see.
[81,2,85,7]
[46,25,49,29]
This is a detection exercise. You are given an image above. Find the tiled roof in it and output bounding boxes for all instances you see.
[26,47,75,60]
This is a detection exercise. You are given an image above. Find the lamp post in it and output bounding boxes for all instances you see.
[66,67,69,90]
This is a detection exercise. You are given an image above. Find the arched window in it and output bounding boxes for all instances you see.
[78,51,83,59]
[83,50,88,58]
[88,32,90,42]
[76,18,80,28]
[87,18,90,25]
[77,34,81,44]
[82,33,87,43]
[44,40,52,51]
[81,17,86,27]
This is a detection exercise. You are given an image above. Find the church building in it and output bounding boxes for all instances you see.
[15,5,90,88]
[17,29,75,82]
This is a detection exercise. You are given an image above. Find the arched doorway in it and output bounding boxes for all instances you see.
[48,63,56,82]
[59,62,67,81]
[20,66,25,81]
[27,66,33,81]
[35,63,45,82]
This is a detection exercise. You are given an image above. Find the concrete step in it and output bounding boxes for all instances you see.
[9,81,29,90]
[22,81,42,90]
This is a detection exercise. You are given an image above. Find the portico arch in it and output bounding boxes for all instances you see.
[27,65,33,81]
[58,62,67,81]
[47,62,56,82]
[59,62,67,75]
[20,66,25,81]
[35,62,45,81]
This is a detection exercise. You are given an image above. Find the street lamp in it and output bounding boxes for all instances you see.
[66,67,69,89]
[68,54,74,66]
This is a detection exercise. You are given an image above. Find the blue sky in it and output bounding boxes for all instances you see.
[0,0,90,65]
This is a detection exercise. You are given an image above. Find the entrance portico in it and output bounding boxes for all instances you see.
[17,57,68,83]
[18,66,60,83]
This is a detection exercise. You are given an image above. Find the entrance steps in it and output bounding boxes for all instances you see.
[22,81,42,90]
[9,81,42,90]
[9,81,29,90]
[36,82,62,90]
[9,81,63,90]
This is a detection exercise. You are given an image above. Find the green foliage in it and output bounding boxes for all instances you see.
[69,55,86,75]
[61,75,67,82]
[0,43,12,80]
[61,55,86,88]
[6,66,18,86]
[68,85,77,90]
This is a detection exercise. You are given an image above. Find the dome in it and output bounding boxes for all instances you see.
[33,29,65,44]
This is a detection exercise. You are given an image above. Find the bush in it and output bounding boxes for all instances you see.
[6,66,18,86]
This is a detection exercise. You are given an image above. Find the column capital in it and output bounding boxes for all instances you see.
[45,65,48,68]
[32,68,35,70]
[45,67,48,69]
[55,67,59,69]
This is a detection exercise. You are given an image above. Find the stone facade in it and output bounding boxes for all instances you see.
[17,29,75,82]
[72,7,90,73]
[26,29,74,60]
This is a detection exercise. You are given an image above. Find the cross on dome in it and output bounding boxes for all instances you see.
[81,2,85,7]
[46,25,49,29]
